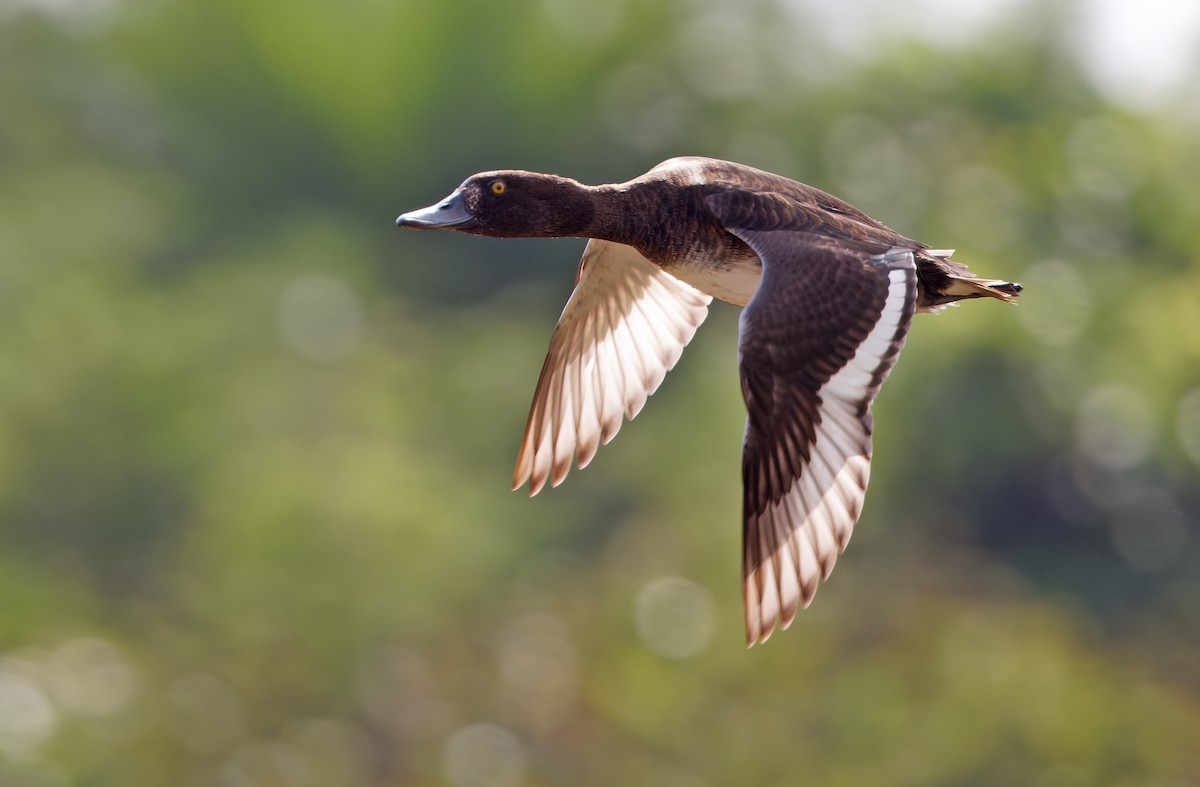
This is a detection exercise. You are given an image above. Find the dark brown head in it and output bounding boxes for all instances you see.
[396,171,596,238]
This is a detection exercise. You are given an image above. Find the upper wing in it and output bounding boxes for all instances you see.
[730,229,917,645]
[513,238,712,495]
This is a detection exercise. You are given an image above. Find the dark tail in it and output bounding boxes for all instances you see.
[917,250,1022,312]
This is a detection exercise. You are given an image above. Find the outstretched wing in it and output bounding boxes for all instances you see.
[513,239,712,495]
[731,229,917,645]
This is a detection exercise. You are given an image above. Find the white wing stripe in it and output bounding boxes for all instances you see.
[825,271,911,399]
[745,261,915,644]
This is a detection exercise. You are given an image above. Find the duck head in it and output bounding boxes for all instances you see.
[396,171,596,238]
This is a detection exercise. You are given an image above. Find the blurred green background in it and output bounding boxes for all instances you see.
[2,0,1199,784]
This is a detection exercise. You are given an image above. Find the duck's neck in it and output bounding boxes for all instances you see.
[578,184,632,242]
[583,181,684,248]
[581,180,701,267]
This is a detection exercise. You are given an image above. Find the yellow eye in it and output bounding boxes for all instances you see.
[490,180,506,195]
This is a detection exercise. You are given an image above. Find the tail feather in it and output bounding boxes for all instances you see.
[917,250,1022,312]
[943,275,1023,301]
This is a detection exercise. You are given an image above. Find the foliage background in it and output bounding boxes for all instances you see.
[1,0,1199,784]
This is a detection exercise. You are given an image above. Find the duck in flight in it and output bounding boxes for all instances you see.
[396,156,1021,645]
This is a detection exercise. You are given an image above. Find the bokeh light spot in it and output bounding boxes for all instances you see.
[354,647,446,740]
[1016,260,1092,347]
[0,662,57,755]
[1069,452,1146,510]
[281,717,368,786]
[46,638,137,719]
[1075,384,1155,471]
[634,577,716,660]
[494,614,578,732]
[442,723,527,787]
